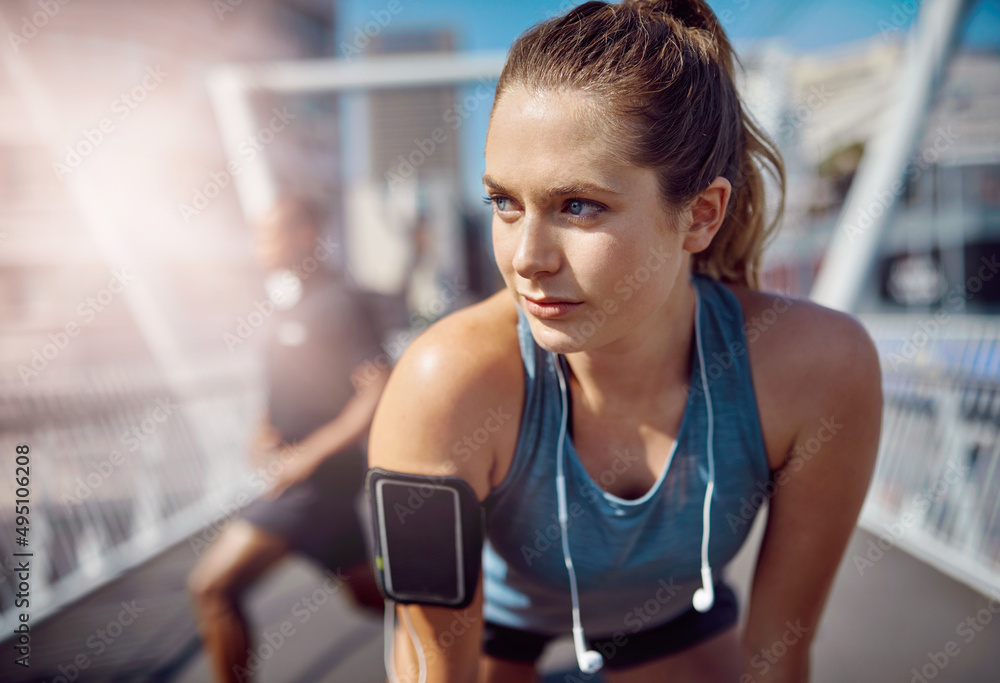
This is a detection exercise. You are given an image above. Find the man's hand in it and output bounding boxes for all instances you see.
[264,444,317,499]
[249,419,315,499]
[258,358,390,500]
[250,420,282,470]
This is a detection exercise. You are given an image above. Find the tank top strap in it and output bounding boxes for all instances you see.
[485,307,553,506]
[516,306,539,380]
[690,272,770,486]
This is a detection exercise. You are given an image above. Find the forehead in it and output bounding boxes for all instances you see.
[485,87,644,194]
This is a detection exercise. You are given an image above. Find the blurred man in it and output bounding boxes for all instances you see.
[188,197,389,682]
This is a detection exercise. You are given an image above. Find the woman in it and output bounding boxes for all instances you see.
[370,1,883,681]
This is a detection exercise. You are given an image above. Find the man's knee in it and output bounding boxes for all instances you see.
[187,558,240,610]
[186,524,278,608]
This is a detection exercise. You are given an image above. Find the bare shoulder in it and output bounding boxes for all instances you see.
[368,290,524,499]
[722,282,883,468]
[724,283,881,384]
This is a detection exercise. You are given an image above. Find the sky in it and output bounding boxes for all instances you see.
[337,0,999,59]
[334,0,1000,204]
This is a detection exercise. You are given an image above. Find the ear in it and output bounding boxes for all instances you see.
[681,176,732,254]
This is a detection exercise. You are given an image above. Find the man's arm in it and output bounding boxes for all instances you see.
[266,361,390,498]
[249,415,282,470]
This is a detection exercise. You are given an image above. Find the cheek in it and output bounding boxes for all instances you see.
[491,220,516,279]
[570,237,627,291]
[571,230,659,291]
[585,233,681,313]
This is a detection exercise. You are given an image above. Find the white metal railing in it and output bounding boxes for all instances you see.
[860,314,1000,596]
[0,359,264,634]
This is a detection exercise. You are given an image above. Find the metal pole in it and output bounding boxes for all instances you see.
[810,0,973,311]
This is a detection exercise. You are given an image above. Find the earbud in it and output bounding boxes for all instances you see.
[692,585,714,613]
[577,648,604,674]
[692,567,715,612]
[572,626,604,674]
[692,587,713,612]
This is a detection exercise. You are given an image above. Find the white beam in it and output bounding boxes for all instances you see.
[234,50,507,93]
[810,0,972,311]
[204,66,279,224]
[205,50,507,226]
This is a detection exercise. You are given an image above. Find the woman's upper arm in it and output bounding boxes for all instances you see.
[741,309,883,680]
[367,297,522,683]
[368,298,522,499]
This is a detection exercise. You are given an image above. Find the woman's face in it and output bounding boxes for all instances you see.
[485,86,689,354]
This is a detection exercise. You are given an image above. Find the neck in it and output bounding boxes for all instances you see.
[564,270,697,416]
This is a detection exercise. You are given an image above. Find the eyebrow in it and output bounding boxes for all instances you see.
[482,174,623,199]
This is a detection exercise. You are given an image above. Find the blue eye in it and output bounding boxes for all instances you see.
[566,199,602,217]
[483,195,516,213]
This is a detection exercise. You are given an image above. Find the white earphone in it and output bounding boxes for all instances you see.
[553,283,716,674]
[384,601,427,683]
[554,351,605,674]
[692,281,717,614]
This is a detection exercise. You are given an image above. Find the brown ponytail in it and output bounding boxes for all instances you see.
[494,0,785,289]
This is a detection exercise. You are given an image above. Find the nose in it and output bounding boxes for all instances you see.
[512,214,561,281]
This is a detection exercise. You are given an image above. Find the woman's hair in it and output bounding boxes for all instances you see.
[494,0,785,288]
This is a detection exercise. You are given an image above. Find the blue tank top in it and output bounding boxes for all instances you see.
[482,272,771,638]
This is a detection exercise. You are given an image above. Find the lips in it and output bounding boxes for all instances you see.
[521,294,582,319]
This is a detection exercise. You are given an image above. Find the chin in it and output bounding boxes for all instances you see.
[524,316,601,355]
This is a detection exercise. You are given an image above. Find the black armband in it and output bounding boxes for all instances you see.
[365,467,484,609]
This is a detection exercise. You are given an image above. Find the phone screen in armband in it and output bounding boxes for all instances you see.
[374,478,465,605]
